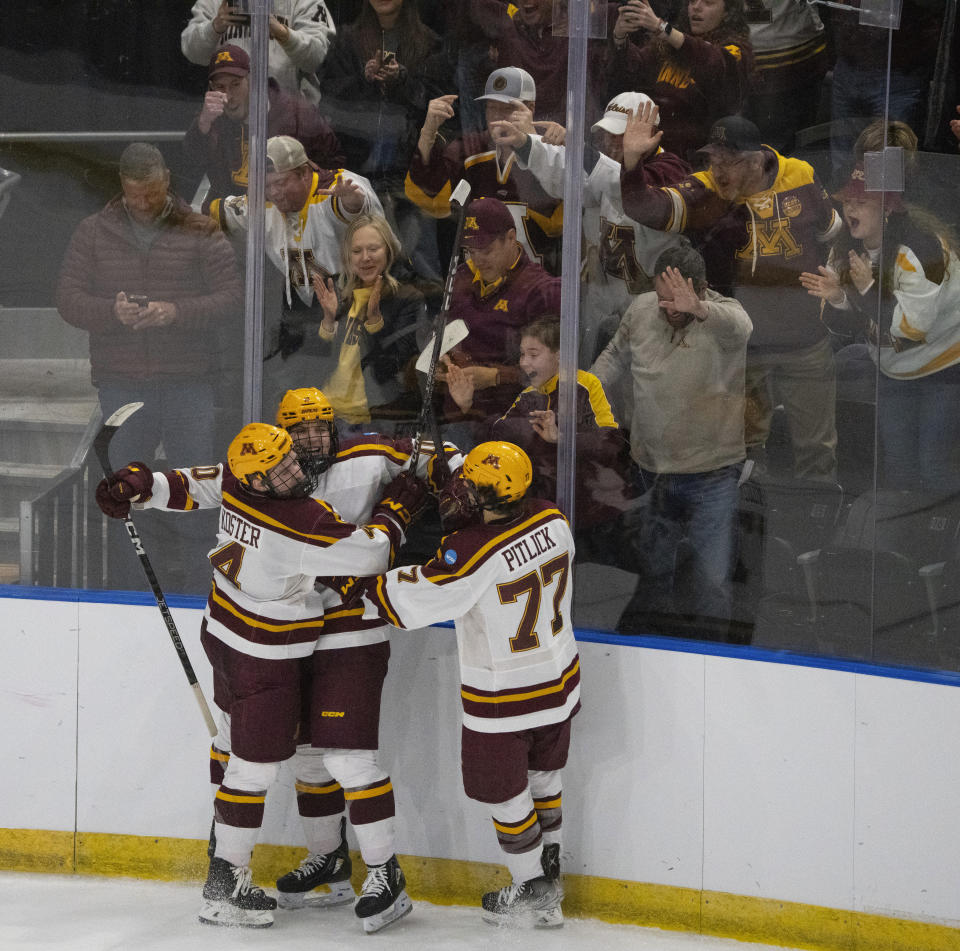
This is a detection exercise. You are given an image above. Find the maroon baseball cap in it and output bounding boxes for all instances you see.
[461,198,516,249]
[833,163,905,211]
[209,45,250,79]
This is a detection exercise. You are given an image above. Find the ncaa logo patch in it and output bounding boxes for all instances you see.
[443,549,458,565]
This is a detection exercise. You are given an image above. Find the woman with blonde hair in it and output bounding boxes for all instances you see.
[312,213,425,432]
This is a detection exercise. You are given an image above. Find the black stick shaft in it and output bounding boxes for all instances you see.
[95,420,217,738]
[409,191,471,476]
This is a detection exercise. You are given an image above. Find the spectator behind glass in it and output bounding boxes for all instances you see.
[312,214,426,433]
[318,0,449,281]
[496,93,692,368]
[800,165,960,496]
[181,0,336,104]
[462,0,614,126]
[611,0,754,164]
[744,0,827,155]
[590,245,752,640]
[184,44,343,212]
[619,113,843,481]
[56,142,242,593]
[435,197,562,449]
[480,317,633,561]
[407,67,566,274]
[211,135,383,406]
[57,142,241,469]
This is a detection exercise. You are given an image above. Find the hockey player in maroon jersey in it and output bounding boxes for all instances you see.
[355,441,580,927]
[95,421,428,930]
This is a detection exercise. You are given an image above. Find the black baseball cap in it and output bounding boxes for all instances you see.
[699,116,764,155]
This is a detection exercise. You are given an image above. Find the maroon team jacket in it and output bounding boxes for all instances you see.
[443,249,561,420]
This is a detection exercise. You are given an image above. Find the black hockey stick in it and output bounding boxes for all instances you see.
[408,178,472,481]
[93,402,218,738]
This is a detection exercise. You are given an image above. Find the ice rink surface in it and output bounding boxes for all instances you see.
[1,872,809,951]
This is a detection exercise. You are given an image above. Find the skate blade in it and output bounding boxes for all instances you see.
[277,880,355,910]
[481,905,564,929]
[198,899,274,928]
[360,892,413,933]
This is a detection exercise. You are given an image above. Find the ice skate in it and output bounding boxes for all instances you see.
[275,817,354,909]
[354,854,413,933]
[198,857,276,928]
[481,874,563,928]
[540,842,564,898]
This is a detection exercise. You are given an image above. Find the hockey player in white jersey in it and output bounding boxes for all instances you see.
[265,387,461,931]
[355,441,580,927]
[95,421,428,930]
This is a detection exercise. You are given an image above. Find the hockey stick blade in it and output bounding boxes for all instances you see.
[91,399,218,738]
[450,178,471,209]
[93,401,144,477]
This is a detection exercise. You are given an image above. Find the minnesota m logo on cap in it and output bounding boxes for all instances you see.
[464,216,479,232]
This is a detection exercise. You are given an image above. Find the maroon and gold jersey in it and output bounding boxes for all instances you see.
[144,465,402,660]
[405,132,565,272]
[360,499,580,733]
[621,148,842,349]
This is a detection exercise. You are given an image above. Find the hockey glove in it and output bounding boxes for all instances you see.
[318,574,365,608]
[95,462,154,519]
[437,472,477,533]
[373,471,429,529]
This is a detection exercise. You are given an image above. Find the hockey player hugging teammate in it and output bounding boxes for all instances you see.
[356,441,580,927]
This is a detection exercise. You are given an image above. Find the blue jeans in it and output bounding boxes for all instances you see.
[619,464,742,636]
[877,372,960,496]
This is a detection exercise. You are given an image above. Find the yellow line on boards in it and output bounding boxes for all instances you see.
[0,829,956,951]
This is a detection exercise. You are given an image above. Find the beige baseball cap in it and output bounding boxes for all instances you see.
[266,135,309,174]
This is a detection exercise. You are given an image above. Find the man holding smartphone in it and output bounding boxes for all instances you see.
[181,1,336,105]
[57,142,241,469]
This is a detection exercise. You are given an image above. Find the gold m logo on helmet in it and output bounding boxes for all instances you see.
[481,454,502,468]
[465,216,479,231]
[240,442,257,455]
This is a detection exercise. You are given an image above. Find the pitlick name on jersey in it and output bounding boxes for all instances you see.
[220,509,263,548]
[501,525,557,572]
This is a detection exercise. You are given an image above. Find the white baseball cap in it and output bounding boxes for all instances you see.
[591,92,659,136]
[476,67,537,104]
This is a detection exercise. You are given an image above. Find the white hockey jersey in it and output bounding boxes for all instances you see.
[516,136,683,291]
[310,435,463,648]
[360,499,581,733]
[143,463,403,661]
[211,168,383,306]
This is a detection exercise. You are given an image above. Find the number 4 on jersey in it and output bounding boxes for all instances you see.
[210,540,245,588]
